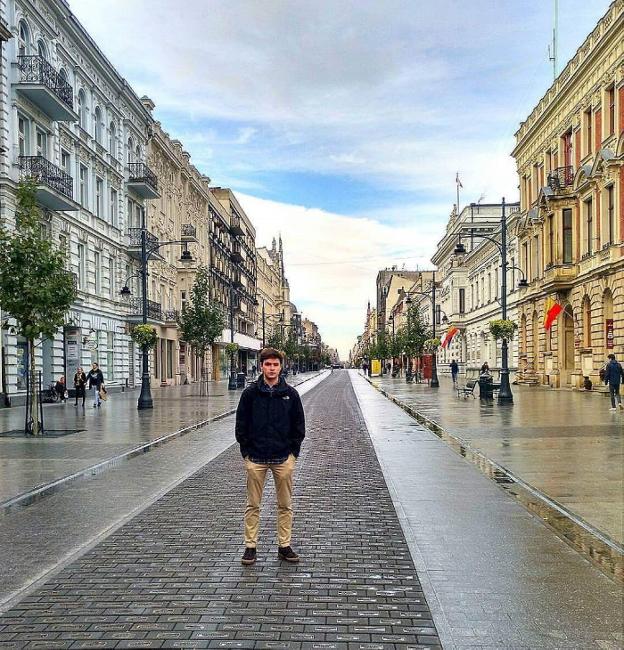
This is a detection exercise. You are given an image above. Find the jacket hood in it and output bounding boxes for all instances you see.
[257,375,289,394]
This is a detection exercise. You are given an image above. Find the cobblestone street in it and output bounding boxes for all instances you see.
[0,372,441,649]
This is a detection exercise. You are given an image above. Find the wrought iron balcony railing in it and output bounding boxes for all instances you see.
[19,155,73,200]
[18,55,74,110]
[128,297,162,321]
[163,309,179,323]
[547,166,574,192]
[127,227,159,248]
[127,162,158,191]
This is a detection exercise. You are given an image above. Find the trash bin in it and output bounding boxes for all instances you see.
[478,375,494,398]
[236,372,246,388]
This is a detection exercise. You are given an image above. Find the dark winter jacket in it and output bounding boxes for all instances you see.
[87,369,104,389]
[604,360,624,387]
[235,376,305,464]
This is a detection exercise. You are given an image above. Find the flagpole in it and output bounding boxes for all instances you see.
[456,172,460,215]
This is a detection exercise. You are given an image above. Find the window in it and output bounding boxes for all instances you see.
[18,115,29,156]
[79,164,88,207]
[548,213,554,265]
[563,209,573,263]
[18,21,30,57]
[582,296,592,348]
[181,290,187,312]
[108,121,116,157]
[532,236,540,280]
[606,85,615,137]
[106,332,114,381]
[78,90,87,130]
[36,128,47,157]
[561,129,572,168]
[584,109,592,156]
[95,177,103,218]
[585,198,593,255]
[487,273,491,302]
[127,137,134,163]
[459,288,465,314]
[94,251,101,293]
[606,186,614,246]
[108,257,115,298]
[94,106,103,144]
[77,243,86,289]
[522,242,529,280]
[61,149,71,175]
[37,40,47,60]
[110,188,118,227]
[135,144,141,163]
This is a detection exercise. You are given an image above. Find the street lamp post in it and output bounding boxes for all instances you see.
[453,198,514,402]
[228,280,237,391]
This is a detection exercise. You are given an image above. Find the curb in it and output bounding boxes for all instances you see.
[362,373,624,585]
[0,371,326,517]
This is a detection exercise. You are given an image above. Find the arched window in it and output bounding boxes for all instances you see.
[18,21,30,57]
[59,68,68,82]
[37,39,47,60]
[127,137,134,163]
[108,121,116,157]
[77,89,87,129]
[582,296,592,348]
[94,106,103,144]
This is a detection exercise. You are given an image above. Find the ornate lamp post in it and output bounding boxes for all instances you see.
[453,198,524,402]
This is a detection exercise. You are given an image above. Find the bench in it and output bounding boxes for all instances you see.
[457,379,476,399]
[491,382,501,396]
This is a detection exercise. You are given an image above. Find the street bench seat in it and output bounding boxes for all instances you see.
[457,379,476,398]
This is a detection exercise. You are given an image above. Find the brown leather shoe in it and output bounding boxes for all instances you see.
[241,547,257,565]
[278,546,300,562]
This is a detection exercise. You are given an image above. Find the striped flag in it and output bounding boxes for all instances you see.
[544,297,563,330]
[441,326,460,349]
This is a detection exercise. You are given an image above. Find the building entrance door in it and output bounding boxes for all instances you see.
[561,306,575,385]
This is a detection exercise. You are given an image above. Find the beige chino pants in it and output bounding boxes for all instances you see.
[244,454,296,548]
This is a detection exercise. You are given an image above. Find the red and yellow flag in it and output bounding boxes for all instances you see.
[544,297,563,331]
[440,325,459,348]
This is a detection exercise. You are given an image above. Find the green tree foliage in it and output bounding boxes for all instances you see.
[0,180,76,434]
[401,305,431,357]
[267,328,285,350]
[177,265,225,394]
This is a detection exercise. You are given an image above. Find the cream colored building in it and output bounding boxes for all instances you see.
[512,1,624,388]
[144,112,212,387]
[256,239,287,346]
[431,203,521,378]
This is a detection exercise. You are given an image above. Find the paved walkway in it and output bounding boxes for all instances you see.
[0,371,441,649]
[351,371,623,650]
[369,373,624,547]
[0,373,321,509]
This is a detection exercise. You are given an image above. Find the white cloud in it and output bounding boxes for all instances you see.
[236,193,439,358]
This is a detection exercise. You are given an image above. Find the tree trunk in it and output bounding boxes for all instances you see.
[28,338,41,436]
[199,354,209,397]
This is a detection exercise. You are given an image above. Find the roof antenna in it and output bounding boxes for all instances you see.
[548,0,558,80]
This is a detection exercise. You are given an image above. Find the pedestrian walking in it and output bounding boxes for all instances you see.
[73,367,87,406]
[54,376,67,403]
[235,347,306,566]
[480,362,491,376]
[450,359,459,384]
[603,353,624,411]
[86,362,105,408]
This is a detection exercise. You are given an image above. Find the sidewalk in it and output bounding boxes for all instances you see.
[368,373,624,550]
[0,373,322,511]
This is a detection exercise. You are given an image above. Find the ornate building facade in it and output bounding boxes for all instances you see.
[0,0,155,403]
[512,1,624,388]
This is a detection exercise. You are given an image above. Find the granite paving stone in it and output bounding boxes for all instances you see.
[0,372,441,649]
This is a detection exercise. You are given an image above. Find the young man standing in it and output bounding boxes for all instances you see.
[604,353,624,411]
[235,347,306,565]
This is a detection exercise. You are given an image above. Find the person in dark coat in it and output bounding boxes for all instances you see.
[235,347,305,566]
[86,362,105,408]
[73,367,87,406]
[54,376,67,403]
[604,354,624,411]
[450,359,459,384]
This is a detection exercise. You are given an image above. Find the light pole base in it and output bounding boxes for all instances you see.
[228,375,237,390]
[137,373,153,409]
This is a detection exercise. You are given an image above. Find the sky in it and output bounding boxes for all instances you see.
[71,0,611,358]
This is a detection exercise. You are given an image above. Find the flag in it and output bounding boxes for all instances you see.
[544,297,563,330]
[441,326,459,348]
[456,173,463,188]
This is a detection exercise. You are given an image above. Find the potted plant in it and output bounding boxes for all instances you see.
[423,337,441,352]
[489,319,517,340]
[130,324,158,350]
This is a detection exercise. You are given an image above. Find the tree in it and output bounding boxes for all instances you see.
[177,266,225,395]
[267,328,285,350]
[283,329,298,364]
[0,180,76,435]
[401,305,431,373]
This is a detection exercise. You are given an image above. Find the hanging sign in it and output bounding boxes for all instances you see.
[606,319,614,349]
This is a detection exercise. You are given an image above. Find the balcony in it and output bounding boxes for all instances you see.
[230,215,245,236]
[231,242,246,264]
[163,309,179,324]
[127,162,160,199]
[127,297,163,323]
[16,55,77,122]
[126,227,163,261]
[547,166,574,194]
[19,156,78,211]
[542,263,578,291]
[181,224,197,242]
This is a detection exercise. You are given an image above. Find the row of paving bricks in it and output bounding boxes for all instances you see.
[0,371,441,649]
